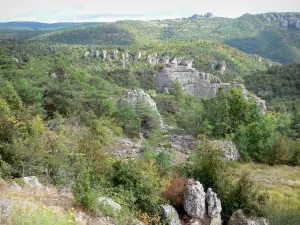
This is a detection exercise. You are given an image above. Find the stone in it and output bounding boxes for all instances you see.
[209,140,240,161]
[161,204,181,225]
[116,89,165,130]
[84,52,90,58]
[102,50,107,60]
[120,59,126,68]
[288,18,300,29]
[12,57,19,64]
[95,50,100,58]
[156,65,220,98]
[206,188,222,218]
[184,179,206,219]
[8,181,22,190]
[24,176,43,189]
[167,135,199,154]
[163,86,169,94]
[106,55,111,62]
[110,49,119,58]
[98,197,121,211]
[280,20,288,27]
[227,209,269,225]
[135,52,142,60]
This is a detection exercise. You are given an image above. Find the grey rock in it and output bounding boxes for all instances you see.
[163,86,169,94]
[227,209,269,225]
[24,176,43,189]
[95,50,100,58]
[190,14,203,19]
[206,188,222,218]
[98,197,121,211]
[12,57,19,64]
[210,140,240,161]
[110,49,119,58]
[280,20,288,27]
[167,135,199,154]
[102,50,107,60]
[135,52,142,60]
[8,181,22,190]
[161,204,181,225]
[120,59,126,68]
[184,179,206,219]
[106,55,111,62]
[84,52,90,58]
[116,89,165,130]
[288,18,300,29]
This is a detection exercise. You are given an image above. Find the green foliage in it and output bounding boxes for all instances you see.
[201,88,262,138]
[186,141,268,222]
[108,159,168,214]
[114,101,141,137]
[234,116,277,162]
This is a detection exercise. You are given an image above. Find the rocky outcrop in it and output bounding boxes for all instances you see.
[227,209,269,225]
[184,180,222,225]
[210,140,240,161]
[156,64,220,99]
[161,204,181,225]
[98,197,121,211]
[116,89,164,130]
[288,18,300,29]
[167,135,200,154]
[256,13,300,30]
[190,13,213,19]
[206,188,222,218]
[184,179,206,219]
[24,176,43,189]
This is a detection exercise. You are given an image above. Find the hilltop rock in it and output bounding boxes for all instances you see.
[156,64,220,98]
[227,209,269,225]
[204,13,213,18]
[98,197,121,211]
[288,18,300,29]
[116,89,165,130]
[102,50,107,60]
[184,179,206,219]
[161,204,181,225]
[110,49,119,58]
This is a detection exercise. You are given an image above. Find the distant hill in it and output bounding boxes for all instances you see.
[1,13,300,63]
[0,21,101,33]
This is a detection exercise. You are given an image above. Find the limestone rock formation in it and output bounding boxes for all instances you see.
[98,197,121,211]
[110,49,119,58]
[116,89,164,130]
[210,140,240,161]
[156,64,220,98]
[135,52,142,60]
[102,50,107,60]
[24,176,43,189]
[167,135,200,154]
[227,209,269,225]
[161,204,181,225]
[206,188,222,218]
[184,179,206,219]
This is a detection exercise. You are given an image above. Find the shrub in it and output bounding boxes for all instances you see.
[160,174,187,207]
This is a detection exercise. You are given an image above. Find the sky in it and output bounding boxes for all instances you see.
[1,0,299,23]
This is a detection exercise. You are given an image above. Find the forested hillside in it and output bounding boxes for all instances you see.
[0,11,300,225]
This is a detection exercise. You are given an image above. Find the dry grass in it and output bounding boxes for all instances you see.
[235,163,300,208]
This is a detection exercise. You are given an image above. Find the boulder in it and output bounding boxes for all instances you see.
[110,49,119,58]
[161,204,181,225]
[227,209,269,225]
[204,13,213,18]
[135,52,142,60]
[95,50,100,58]
[279,20,288,27]
[209,140,240,161]
[102,50,107,60]
[84,52,90,58]
[116,89,165,130]
[184,179,206,219]
[24,176,43,189]
[206,188,222,218]
[98,197,121,211]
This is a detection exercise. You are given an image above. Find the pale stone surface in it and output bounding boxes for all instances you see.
[184,179,206,219]
[116,89,164,130]
[98,197,121,211]
[161,204,181,225]
[24,176,43,189]
[206,188,222,218]
[227,210,270,225]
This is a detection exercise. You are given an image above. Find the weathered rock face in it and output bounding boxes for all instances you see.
[256,13,300,30]
[211,60,226,74]
[210,140,240,161]
[167,135,200,154]
[98,197,121,211]
[184,179,206,219]
[116,89,164,130]
[24,176,43,189]
[161,204,181,225]
[206,188,222,218]
[227,210,269,225]
[156,65,220,99]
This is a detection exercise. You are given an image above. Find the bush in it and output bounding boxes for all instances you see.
[160,174,187,207]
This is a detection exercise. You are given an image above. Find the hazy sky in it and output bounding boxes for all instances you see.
[1,0,299,22]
